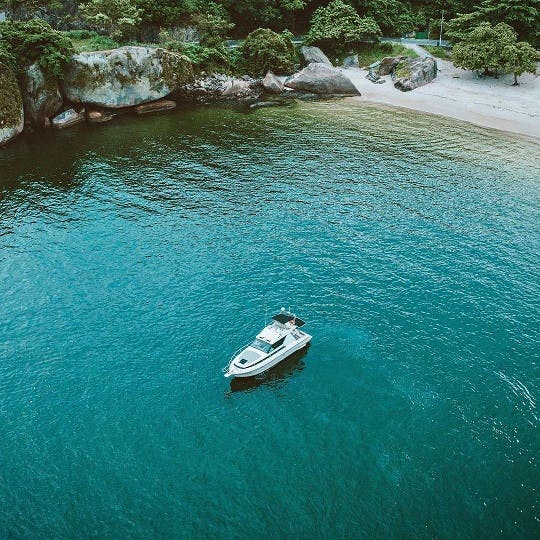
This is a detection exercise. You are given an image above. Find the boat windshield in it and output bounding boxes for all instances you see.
[250,338,272,354]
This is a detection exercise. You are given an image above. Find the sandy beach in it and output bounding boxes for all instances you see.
[345,46,540,140]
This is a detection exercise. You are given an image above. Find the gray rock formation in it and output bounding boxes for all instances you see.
[0,65,24,146]
[22,63,63,128]
[284,63,360,95]
[52,108,85,129]
[87,109,117,123]
[177,74,262,104]
[342,55,359,68]
[393,57,437,91]
[61,47,193,108]
[134,99,177,115]
[300,46,333,67]
[378,56,406,76]
[262,71,284,94]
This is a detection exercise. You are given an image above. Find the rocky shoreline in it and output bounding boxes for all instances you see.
[1,45,437,146]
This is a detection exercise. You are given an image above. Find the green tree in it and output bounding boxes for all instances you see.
[219,0,305,33]
[79,0,142,42]
[239,27,297,76]
[503,40,537,84]
[447,0,539,44]
[305,0,381,57]
[134,0,200,27]
[0,18,73,76]
[353,0,415,36]
[452,21,516,76]
[197,8,234,48]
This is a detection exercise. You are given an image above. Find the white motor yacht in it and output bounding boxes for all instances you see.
[224,308,312,378]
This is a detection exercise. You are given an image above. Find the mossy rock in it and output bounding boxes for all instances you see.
[61,47,193,109]
[0,63,24,145]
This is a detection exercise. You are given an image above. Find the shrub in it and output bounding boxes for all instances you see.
[177,42,232,74]
[305,0,381,57]
[64,29,96,40]
[423,45,451,60]
[378,41,393,54]
[239,27,297,77]
[0,18,74,77]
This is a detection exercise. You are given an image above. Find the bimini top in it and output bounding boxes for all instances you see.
[272,313,306,327]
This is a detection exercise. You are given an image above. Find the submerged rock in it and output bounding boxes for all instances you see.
[134,99,176,115]
[284,63,359,95]
[61,47,193,108]
[87,109,117,123]
[21,63,63,129]
[262,71,284,94]
[300,46,333,67]
[0,64,24,146]
[393,57,437,91]
[52,108,85,129]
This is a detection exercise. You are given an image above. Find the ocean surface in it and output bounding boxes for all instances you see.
[0,101,539,538]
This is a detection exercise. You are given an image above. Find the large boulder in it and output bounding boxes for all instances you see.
[393,57,437,91]
[177,74,262,104]
[61,46,193,108]
[378,56,406,76]
[262,71,284,94]
[21,63,63,128]
[284,63,360,95]
[0,64,24,146]
[300,46,333,67]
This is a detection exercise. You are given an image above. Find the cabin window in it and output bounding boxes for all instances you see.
[250,339,272,353]
[272,337,285,349]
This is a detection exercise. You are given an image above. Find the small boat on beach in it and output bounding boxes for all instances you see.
[224,308,312,378]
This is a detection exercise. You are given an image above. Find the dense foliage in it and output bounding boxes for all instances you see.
[447,0,539,45]
[239,27,297,76]
[452,22,537,83]
[0,18,73,76]
[79,0,143,41]
[2,0,538,82]
[305,0,381,56]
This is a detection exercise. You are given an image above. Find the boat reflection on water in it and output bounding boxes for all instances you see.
[227,346,310,394]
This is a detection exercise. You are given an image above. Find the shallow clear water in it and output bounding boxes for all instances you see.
[1,101,539,538]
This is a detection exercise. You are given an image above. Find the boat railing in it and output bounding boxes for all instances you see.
[222,341,252,372]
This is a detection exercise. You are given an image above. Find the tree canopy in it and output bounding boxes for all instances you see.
[305,0,381,56]
[452,21,537,83]
[239,27,297,76]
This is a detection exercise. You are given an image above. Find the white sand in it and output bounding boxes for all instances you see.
[344,48,540,140]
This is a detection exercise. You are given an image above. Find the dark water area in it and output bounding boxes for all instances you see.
[0,101,539,538]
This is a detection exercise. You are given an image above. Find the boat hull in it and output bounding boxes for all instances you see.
[225,334,311,378]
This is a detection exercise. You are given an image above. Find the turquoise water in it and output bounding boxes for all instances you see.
[0,101,539,538]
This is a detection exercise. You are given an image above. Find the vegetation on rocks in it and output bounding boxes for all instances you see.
[0,19,73,76]
[0,62,23,129]
[356,41,418,67]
